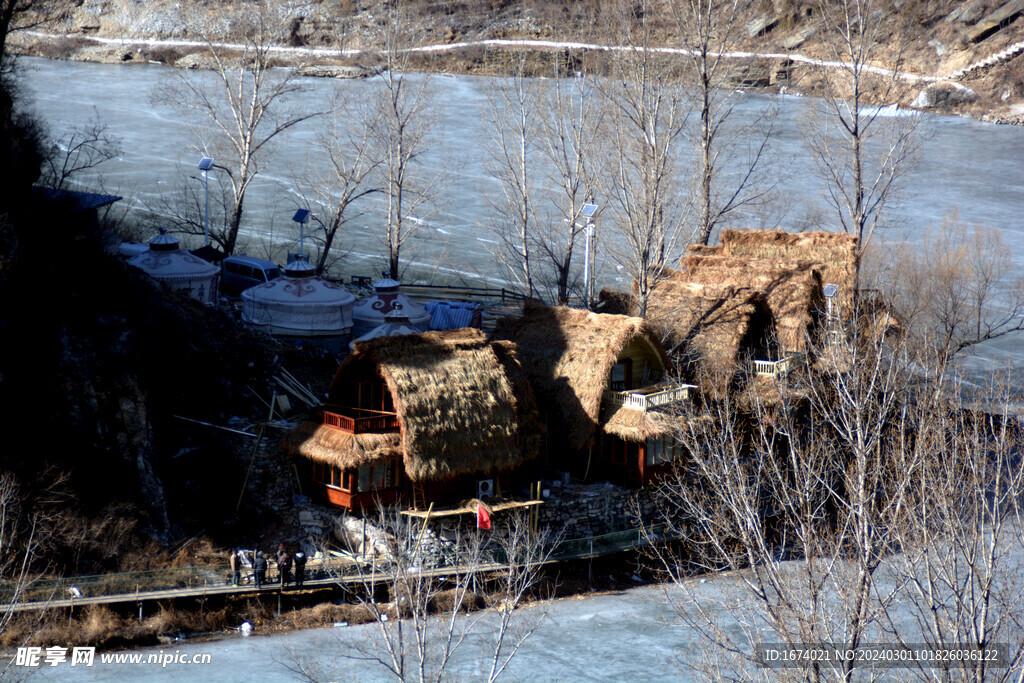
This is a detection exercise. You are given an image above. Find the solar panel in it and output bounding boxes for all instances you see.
[823,283,839,298]
[581,203,598,218]
[292,209,311,224]
[198,157,214,171]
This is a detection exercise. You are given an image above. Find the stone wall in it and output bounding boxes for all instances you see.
[536,481,659,541]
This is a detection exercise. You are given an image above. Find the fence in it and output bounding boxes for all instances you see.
[0,524,679,609]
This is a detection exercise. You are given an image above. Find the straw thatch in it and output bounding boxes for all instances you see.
[674,253,823,353]
[718,229,858,316]
[596,288,637,316]
[645,270,770,371]
[282,422,402,469]
[493,304,670,451]
[332,328,540,482]
[601,405,679,442]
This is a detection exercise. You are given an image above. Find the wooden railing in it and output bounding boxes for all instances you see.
[602,382,696,411]
[753,354,802,377]
[322,406,400,433]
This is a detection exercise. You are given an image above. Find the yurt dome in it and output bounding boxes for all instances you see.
[352,279,430,337]
[127,229,220,304]
[349,311,423,351]
[241,255,356,350]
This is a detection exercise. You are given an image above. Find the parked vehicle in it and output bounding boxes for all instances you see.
[220,255,283,296]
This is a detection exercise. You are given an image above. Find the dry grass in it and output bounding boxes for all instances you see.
[282,424,403,471]
[322,329,541,482]
[494,304,670,450]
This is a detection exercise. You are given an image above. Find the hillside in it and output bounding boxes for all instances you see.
[7,0,1024,123]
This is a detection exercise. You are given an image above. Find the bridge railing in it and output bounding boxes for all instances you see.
[1,524,681,608]
[0,557,364,606]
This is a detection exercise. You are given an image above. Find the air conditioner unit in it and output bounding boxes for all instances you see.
[477,479,494,499]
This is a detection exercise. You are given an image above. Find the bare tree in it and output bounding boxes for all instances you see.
[485,56,538,298]
[0,471,71,679]
[806,0,918,262]
[0,0,54,78]
[649,317,922,681]
[286,506,552,683]
[370,6,443,281]
[672,0,776,245]
[299,89,381,275]
[879,211,1024,365]
[649,270,1024,682]
[603,0,691,316]
[40,108,122,191]
[534,63,605,305]
[155,2,317,255]
[883,378,1024,682]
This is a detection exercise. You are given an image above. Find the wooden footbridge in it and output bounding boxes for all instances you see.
[0,524,667,615]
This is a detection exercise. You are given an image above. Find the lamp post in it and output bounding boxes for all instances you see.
[292,209,311,259]
[198,157,214,246]
[581,202,599,310]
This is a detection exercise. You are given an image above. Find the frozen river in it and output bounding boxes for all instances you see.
[23,583,723,682]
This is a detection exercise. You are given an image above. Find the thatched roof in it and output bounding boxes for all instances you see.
[673,253,823,353]
[282,423,402,469]
[601,405,679,442]
[328,329,540,483]
[645,273,767,371]
[719,229,858,316]
[493,304,669,451]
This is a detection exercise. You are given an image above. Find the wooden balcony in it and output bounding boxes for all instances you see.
[602,381,696,411]
[322,406,400,434]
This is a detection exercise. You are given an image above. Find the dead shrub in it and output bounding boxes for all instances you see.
[429,588,485,614]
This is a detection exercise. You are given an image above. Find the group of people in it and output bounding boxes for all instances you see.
[228,545,308,590]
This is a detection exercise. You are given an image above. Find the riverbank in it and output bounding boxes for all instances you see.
[1,553,657,655]
[6,0,1024,124]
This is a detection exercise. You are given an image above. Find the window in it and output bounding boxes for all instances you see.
[646,436,681,465]
[610,360,633,391]
[224,261,239,274]
[358,465,371,493]
[373,461,389,489]
[610,438,628,466]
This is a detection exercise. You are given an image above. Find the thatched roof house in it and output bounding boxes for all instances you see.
[493,304,671,452]
[284,328,541,487]
[716,229,858,317]
[605,230,859,373]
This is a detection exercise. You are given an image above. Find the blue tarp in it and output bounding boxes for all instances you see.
[425,300,482,331]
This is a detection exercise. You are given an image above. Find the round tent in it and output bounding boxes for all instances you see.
[241,256,356,351]
[352,279,430,337]
[349,311,423,351]
[127,229,219,305]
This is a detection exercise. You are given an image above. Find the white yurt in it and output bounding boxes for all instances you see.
[241,256,356,352]
[352,279,430,337]
[349,312,423,351]
[127,229,220,305]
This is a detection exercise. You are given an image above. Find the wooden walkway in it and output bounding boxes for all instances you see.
[0,562,508,614]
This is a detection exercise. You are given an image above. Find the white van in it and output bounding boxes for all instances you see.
[221,255,283,296]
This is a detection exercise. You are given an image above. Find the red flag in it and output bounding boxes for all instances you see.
[477,504,491,530]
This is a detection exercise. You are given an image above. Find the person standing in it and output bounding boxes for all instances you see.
[293,550,307,588]
[229,548,241,587]
[254,551,267,589]
[277,545,292,587]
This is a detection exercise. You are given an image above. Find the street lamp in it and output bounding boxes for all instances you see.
[581,202,599,309]
[198,157,214,246]
[292,208,311,259]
